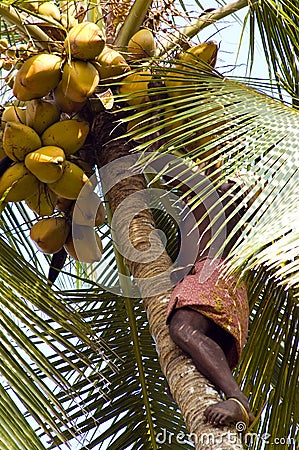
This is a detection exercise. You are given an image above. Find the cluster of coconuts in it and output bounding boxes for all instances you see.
[0,98,106,263]
[11,22,105,112]
[0,4,160,262]
[9,4,157,113]
[0,1,219,262]
[0,8,109,263]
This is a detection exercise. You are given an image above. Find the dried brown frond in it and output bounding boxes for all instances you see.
[103,0,200,47]
[143,0,201,54]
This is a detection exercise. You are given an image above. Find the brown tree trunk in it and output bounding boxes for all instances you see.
[92,111,243,449]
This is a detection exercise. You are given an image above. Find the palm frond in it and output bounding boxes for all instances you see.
[0,382,48,450]
[55,289,192,449]
[1,202,46,274]
[239,267,298,446]
[0,232,115,448]
[117,64,299,292]
[249,0,299,103]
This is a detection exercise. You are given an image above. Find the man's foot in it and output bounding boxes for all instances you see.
[204,397,254,428]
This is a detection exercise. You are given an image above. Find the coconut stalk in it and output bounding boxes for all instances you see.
[114,0,153,47]
[156,0,251,56]
[92,111,243,449]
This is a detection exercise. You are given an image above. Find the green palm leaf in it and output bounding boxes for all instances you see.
[248,0,299,101]
[240,268,298,445]
[119,66,299,290]
[0,382,48,450]
[0,231,113,448]
[55,290,192,449]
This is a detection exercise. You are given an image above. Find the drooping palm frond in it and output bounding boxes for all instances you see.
[239,267,299,447]
[53,289,192,450]
[248,0,299,103]
[0,176,179,450]
[117,64,299,291]
[0,230,116,449]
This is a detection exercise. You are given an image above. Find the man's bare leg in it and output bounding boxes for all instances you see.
[168,307,254,426]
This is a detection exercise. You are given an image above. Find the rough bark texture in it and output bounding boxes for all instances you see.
[92,111,243,449]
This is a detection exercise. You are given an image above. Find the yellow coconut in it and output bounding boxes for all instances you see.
[127,29,156,60]
[64,21,105,60]
[25,183,57,216]
[13,53,62,101]
[60,59,99,103]
[1,106,26,129]
[53,81,87,114]
[48,161,91,199]
[30,216,71,254]
[41,119,89,155]
[164,42,218,99]
[119,71,152,106]
[25,99,60,135]
[0,162,39,202]
[24,146,66,183]
[38,2,61,21]
[95,46,130,79]
[3,122,41,161]
[179,41,218,68]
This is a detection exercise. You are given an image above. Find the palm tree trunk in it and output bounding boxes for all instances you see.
[92,111,243,449]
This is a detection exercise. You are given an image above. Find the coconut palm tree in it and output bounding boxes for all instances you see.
[0,1,298,449]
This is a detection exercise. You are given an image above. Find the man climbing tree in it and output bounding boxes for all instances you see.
[166,171,254,428]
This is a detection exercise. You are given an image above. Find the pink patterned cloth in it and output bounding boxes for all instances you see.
[167,258,249,369]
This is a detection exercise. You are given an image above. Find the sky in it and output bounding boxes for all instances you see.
[185,0,269,80]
